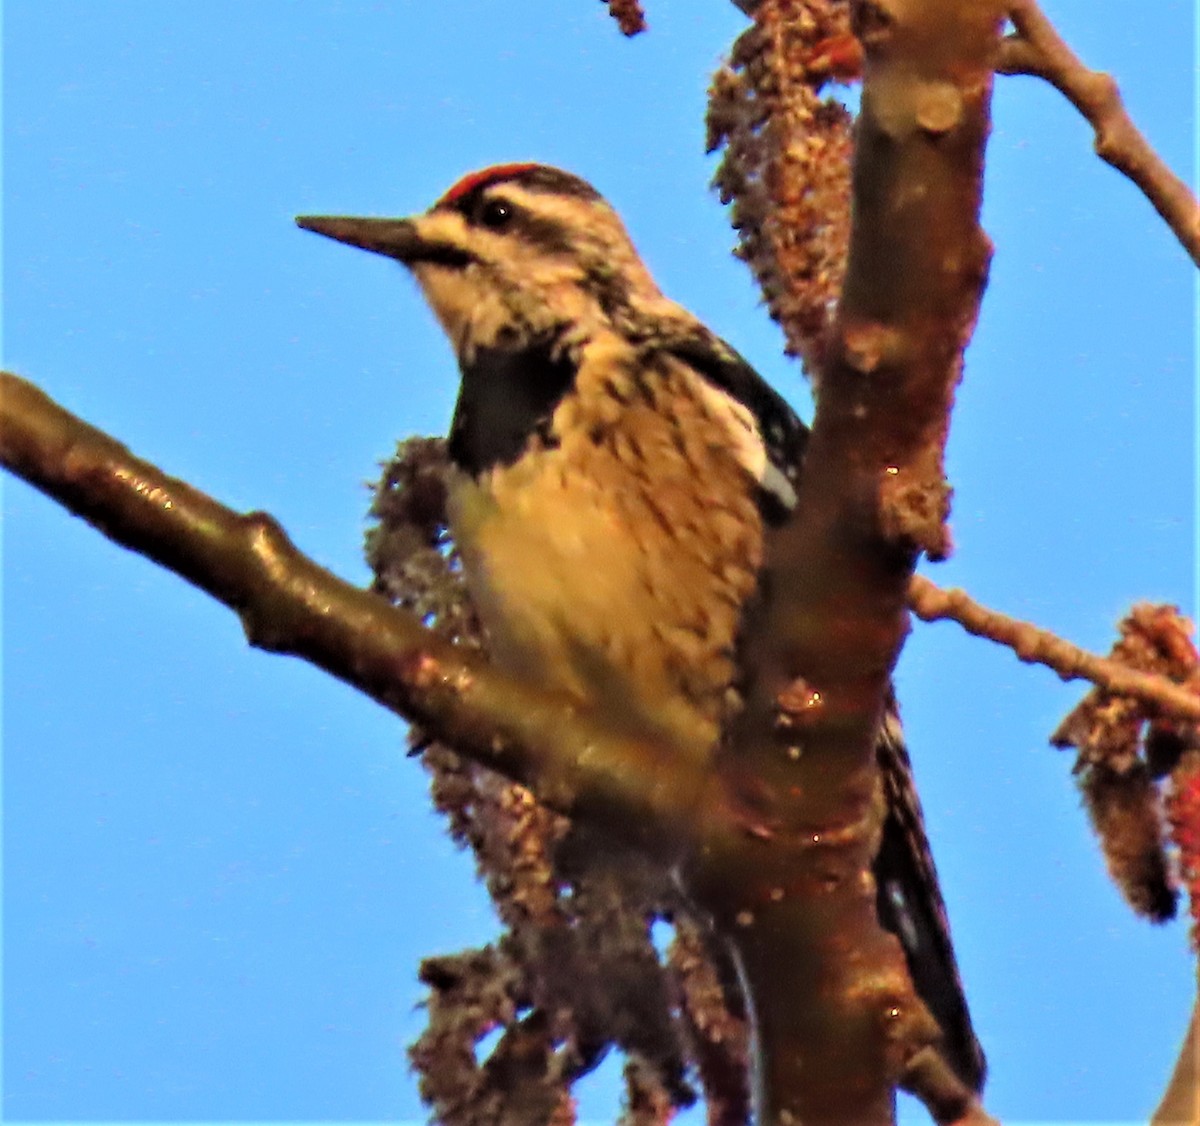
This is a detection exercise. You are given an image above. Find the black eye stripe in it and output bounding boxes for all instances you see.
[511,213,576,256]
[445,190,576,258]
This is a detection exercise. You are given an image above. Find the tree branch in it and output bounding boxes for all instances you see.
[997,0,1200,266]
[1152,986,1200,1126]
[0,370,707,852]
[908,575,1200,723]
[702,0,1005,1121]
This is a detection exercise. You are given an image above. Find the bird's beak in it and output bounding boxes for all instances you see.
[295,215,427,262]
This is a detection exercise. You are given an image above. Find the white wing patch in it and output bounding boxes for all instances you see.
[690,374,798,512]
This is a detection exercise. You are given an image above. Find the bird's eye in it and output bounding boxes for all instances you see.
[478,199,513,229]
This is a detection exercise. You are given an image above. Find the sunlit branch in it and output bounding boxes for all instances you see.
[0,370,707,849]
[909,575,1200,723]
[1151,988,1200,1126]
[708,0,1006,1121]
[998,0,1200,265]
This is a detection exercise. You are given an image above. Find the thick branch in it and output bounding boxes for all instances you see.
[998,0,1200,266]
[909,576,1200,723]
[0,370,707,851]
[703,1,1005,1122]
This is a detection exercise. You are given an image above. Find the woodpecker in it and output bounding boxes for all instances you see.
[297,162,985,1093]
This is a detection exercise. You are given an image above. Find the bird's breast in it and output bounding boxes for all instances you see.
[447,344,767,758]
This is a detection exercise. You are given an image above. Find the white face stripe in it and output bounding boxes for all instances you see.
[464,182,666,305]
[689,372,798,512]
[409,170,803,515]
[483,182,593,218]
[411,208,468,246]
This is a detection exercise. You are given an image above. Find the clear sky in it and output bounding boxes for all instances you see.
[3,1,1196,1123]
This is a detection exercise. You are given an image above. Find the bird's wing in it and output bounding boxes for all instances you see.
[875,703,987,1091]
[659,328,986,1091]
[656,328,808,523]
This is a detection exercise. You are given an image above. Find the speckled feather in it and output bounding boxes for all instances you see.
[301,162,986,1093]
[449,327,768,755]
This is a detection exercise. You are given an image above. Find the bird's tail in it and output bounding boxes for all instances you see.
[873,701,987,1093]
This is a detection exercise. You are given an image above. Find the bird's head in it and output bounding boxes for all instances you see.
[297,163,672,362]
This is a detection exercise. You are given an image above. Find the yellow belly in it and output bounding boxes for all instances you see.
[447,348,764,759]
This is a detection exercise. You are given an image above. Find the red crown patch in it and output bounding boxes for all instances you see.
[438,163,542,206]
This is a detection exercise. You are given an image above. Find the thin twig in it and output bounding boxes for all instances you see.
[997,0,1200,265]
[909,575,1200,723]
[1151,987,1200,1126]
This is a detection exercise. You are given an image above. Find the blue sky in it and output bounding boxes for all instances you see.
[3,1,1195,1123]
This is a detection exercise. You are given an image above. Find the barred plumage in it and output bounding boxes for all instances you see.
[298,163,985,1092]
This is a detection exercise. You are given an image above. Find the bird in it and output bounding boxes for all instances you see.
[296,162,986,1093]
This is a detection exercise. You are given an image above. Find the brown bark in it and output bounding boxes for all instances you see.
[686,0,1005,1120]
[0,370,707,855]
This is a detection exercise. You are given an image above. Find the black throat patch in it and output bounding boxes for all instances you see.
[448,334,577,475]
